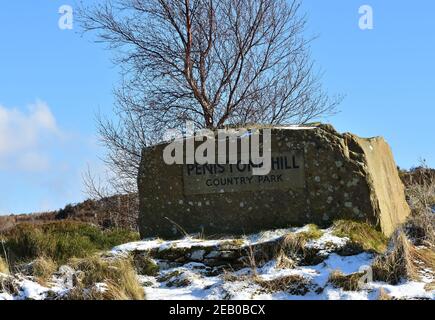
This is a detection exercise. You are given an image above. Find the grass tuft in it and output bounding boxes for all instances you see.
[66,255,144,300]
[0,274,19,295]
[332,220,388,253]
[413,247,435,272]
[425,282,435,292]
[1,221,139,265]
[275,226,324,267]
[255,275,313,295]
[372,230,418,285]
[328,270,364,291]
[404,164,435,247]
[28,256,57,285]
[0,257,9,275]
[300,224,324,240]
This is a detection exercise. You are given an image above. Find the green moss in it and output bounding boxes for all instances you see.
[299,224,324,241]
[332,220,387,253]
[157,270,182,283]
[133,253,159,276]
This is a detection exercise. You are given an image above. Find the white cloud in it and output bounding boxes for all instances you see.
[0,100,60,172]
[16,152,50,172]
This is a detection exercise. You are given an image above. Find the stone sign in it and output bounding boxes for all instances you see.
[138,124,410,239]
[183,151,305,195]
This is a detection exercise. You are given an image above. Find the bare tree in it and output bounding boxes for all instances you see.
[82,164,140,229]
[78,0,341,193]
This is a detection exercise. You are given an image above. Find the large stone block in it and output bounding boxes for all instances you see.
[138,124,410,238]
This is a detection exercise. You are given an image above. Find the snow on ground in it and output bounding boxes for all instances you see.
[112,227,433,301]
[112,238,238,254]
[111,227,298,254]
[1,226,434,300]
[141,251,433,300]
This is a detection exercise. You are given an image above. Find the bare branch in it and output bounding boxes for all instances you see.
[77,0,341,193]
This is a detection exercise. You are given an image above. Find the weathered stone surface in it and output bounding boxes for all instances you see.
[138,124,410,238]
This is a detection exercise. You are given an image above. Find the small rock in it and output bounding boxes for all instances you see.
[190,250,206,261]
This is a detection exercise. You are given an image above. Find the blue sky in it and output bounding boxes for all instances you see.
[0,1,434,214]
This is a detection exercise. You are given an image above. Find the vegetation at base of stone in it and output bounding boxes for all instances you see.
[132,253,159,276]
[274,226,324,268]
[219,239,246,248]
[156,270,192,288]
[373,165,435,285]
[65,255,144,300]
[255,275,313,296]
[371,231,418,285]
[328,270,364,291]
[157,270,182,283]
[0,257,9,274]
[332,220,388,254]
[1,221,140,265]
[300,224,324,240]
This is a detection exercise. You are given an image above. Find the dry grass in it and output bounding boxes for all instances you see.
[332,220,388,253]
[405,167,435,210]
[66,280,142,300]
[275,234,303,269]
[406,213,435,248]
[378,288,393,300]
[328,270,365,291]
[66,255,144,300]
[406,198,435,248]
[221,270,242,282]
[275,252,297,269]
[404,164,435,248]
[372,166,435,285]
[275,227,324,268]
[372,227,435,286]
[413,247,435,271]
[372,231,418,285]
[64,287,100,300]
[0,257,9,275]
[29,256,57,285]
[255,275,312,295]
[424,282,435,292]
[0,274,19,295]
